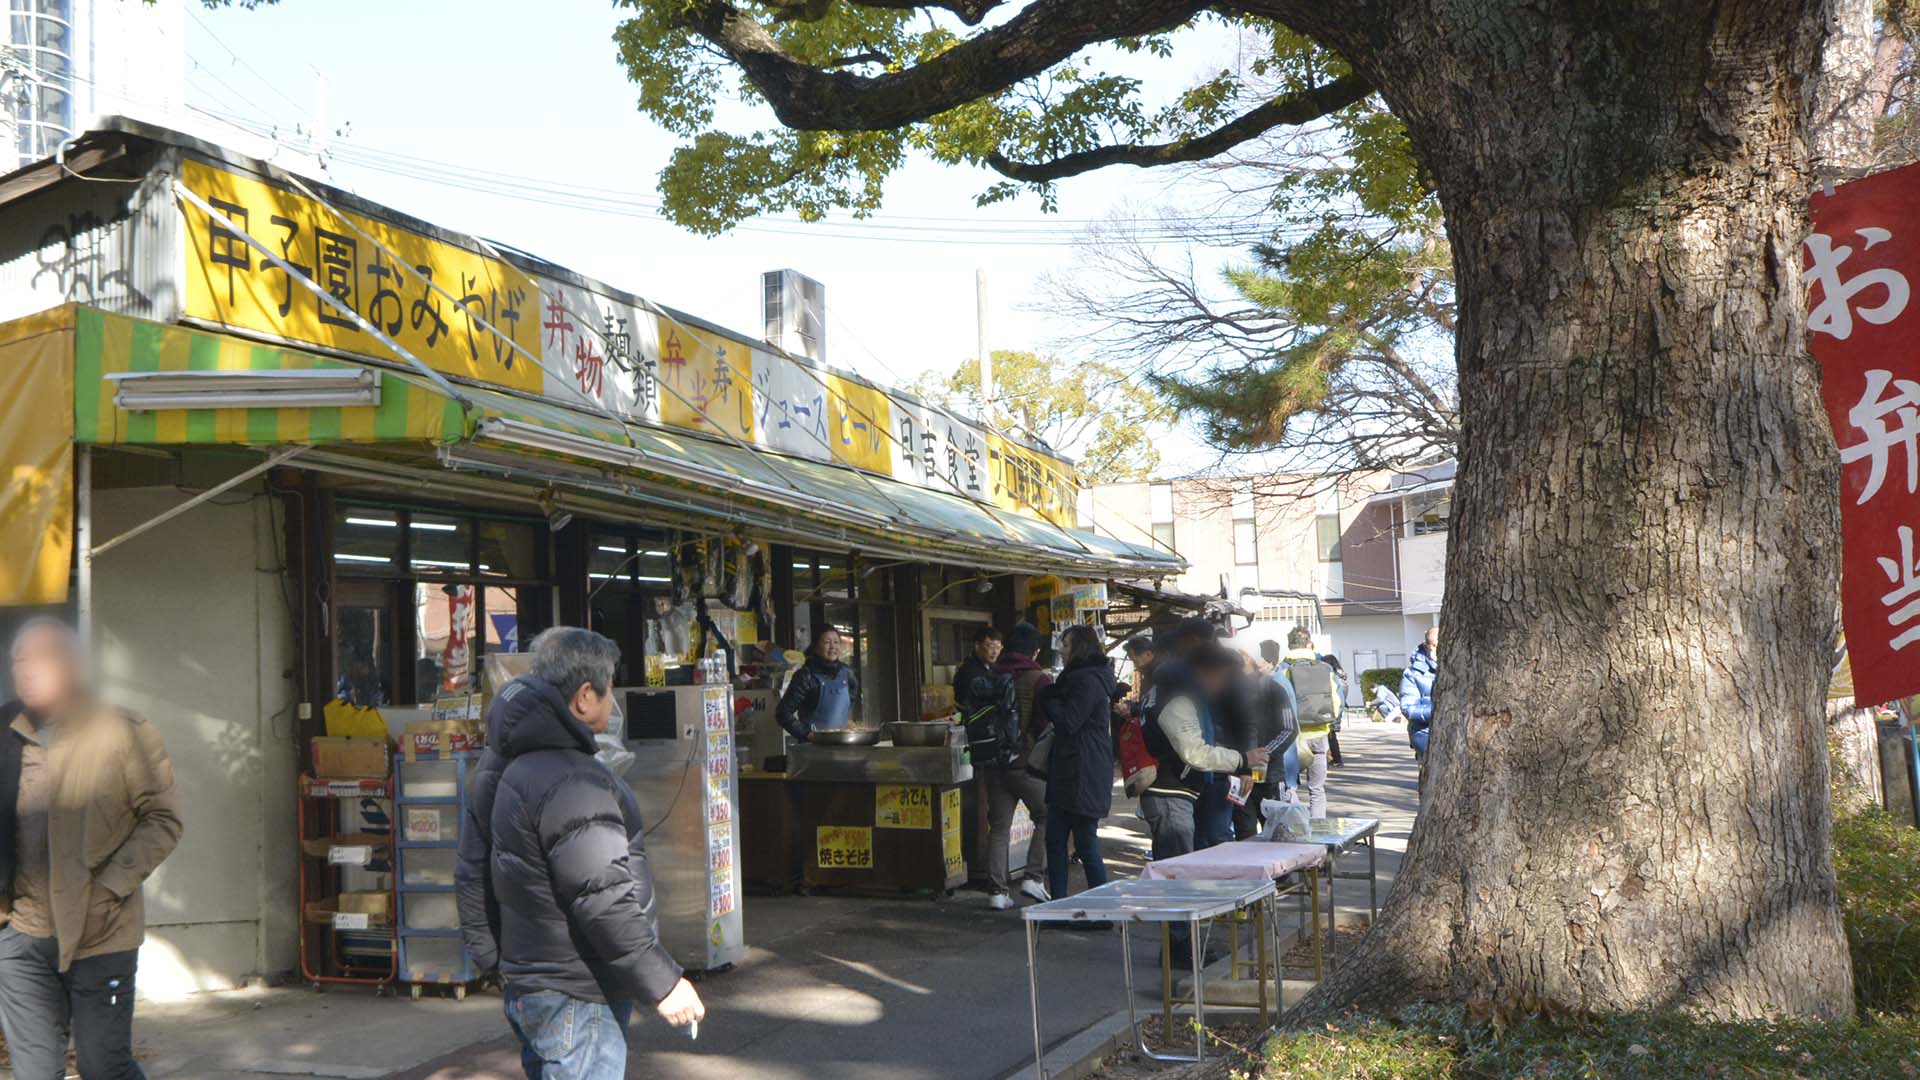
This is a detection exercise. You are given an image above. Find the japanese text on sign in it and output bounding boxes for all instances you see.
[1809,167,1920,708]
[874,785,933,829]
[179,160,543,394]
[815,826,873,870]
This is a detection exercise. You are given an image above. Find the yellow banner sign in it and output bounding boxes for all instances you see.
[875,785,933,830]
[941,787,963,878]
[179,160,543,394]
[825,373,893,473]
[991,434,1079,526]
[815,825,873,870]
[658,322,755,442]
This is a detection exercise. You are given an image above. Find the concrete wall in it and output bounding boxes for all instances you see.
[91,481,299,998]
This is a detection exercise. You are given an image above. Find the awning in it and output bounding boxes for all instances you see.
[8,305,1181,603]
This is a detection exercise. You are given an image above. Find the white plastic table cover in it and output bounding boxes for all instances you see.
[1138,840,1327,882]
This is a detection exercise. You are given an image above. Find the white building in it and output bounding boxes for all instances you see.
[1083,462,1454,698]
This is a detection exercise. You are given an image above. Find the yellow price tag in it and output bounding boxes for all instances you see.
[875,785,933,829]
[815,826,873,870]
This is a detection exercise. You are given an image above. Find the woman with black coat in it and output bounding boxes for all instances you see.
[1037,624,1118,902]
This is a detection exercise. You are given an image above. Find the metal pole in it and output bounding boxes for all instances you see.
[1025,921,1045,1080]
[975,268,992,408]
[75,445,91,644]
[1190,914,1205,1064]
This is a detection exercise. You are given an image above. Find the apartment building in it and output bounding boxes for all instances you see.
[1083,461,1454,699]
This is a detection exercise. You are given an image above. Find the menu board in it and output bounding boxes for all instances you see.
[702,687,737,917]
[941,788,964,879]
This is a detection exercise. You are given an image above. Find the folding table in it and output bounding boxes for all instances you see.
[1020,878,1276,1078]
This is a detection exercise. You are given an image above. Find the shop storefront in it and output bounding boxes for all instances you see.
[0,119,1182,997]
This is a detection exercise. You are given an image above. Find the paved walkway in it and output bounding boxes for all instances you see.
[6,722,1421,1080]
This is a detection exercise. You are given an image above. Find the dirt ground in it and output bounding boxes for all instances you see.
[1081,924,1371,1080]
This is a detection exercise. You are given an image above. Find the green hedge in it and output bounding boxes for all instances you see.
[1360,667,1405,706]
[1833,805,1920,1014]
[1260,1007,1920,1079]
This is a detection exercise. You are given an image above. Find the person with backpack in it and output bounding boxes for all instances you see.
[1231,652,1299,838]
[984,622,1052,909]
[1140,643,1269,966]
[1258,640,1303,791]
[1037,625,1118,905]
[953,626,1004,746]
[1281,626,1341,818]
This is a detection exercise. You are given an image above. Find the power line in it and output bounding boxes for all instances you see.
[186,9,309,119]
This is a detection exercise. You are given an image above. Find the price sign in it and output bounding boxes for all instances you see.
[941,786,964,878]
[405,808,444,843]
[874,785,933,829]
[815,826,873,870]
[332,912,370,931]
[328,845,372,867]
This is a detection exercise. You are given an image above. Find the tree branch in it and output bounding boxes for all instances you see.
[674,0,1209,130]
[985,73,1373,181]
[762,0,1008,25]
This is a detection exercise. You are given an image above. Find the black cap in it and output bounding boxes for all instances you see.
[1123,634,1158,655]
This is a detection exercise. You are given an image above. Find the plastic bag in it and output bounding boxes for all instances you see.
[323,699,387,738]
[1260,793,1311,841]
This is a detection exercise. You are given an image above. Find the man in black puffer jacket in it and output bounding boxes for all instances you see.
[457,627,704,1079]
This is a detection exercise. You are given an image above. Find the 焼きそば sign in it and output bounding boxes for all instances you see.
[1810,164,1920,708]
[815,826,873,870]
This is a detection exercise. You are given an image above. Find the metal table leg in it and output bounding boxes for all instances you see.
[1367,836,1378,919]
[1325,850,1338,971]
[1190,914,1205,1064]
[1309,866,1324,981]
[1121,920,1158,1062]
[1254,897,1271,1026]
[1026,920,1045,1080]
[1160,923,1173,1045]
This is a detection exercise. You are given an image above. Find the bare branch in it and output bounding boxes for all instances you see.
[985,74,1373,182]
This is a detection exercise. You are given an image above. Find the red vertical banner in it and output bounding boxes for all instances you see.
[1810,164,1920,709]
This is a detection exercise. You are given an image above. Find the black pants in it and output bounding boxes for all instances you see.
[1327,729,1344,765]
[1045,810,1108,899]
[1231,780,1281,840]
[0,927,145,1080]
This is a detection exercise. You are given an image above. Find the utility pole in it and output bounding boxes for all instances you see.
[975,269,992,412]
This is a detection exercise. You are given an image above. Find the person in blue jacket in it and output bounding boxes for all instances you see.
[1400,626,1438,761]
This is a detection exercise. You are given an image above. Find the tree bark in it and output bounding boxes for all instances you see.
[1291,1,1857,1021]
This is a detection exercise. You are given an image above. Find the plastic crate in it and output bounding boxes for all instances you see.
[401,848,457,888]
[402,891,461,931]
[399,759,459,799]
[401,804,460,844]
[400,935,468,982]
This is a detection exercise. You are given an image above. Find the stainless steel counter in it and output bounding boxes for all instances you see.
[786,741,974,785]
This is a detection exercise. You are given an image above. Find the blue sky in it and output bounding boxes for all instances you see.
[182,0,1251,421]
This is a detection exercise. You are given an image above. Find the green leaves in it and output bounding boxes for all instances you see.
[615,2,1353,231]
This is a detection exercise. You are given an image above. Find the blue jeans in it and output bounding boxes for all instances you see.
[1045,810,1107,899]
[1282,743,1301,789]
[504,986,634,1080]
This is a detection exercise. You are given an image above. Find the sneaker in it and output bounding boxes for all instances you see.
[988,892,1013,911]
[1020,879,1052,904]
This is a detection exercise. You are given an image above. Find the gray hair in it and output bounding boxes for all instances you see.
[528,627,620,697]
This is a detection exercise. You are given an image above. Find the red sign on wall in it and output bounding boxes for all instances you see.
[1811,164,1920,709]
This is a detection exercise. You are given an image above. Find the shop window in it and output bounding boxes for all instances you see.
[335,510,402,573]
[478,521,540,580]
[414,582,477,698]
[409,513,473,575]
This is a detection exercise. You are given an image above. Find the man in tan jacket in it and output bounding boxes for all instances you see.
[0,618,181,1080]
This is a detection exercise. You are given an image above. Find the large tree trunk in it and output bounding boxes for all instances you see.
[1296,1,1855,1020]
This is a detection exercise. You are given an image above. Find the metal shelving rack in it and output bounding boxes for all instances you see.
[395,749,480,1000]
[297,774,398,991]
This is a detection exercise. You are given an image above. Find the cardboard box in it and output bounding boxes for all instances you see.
[310,736,390,779]
[402,719,484,761]
[304,891,392,927]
